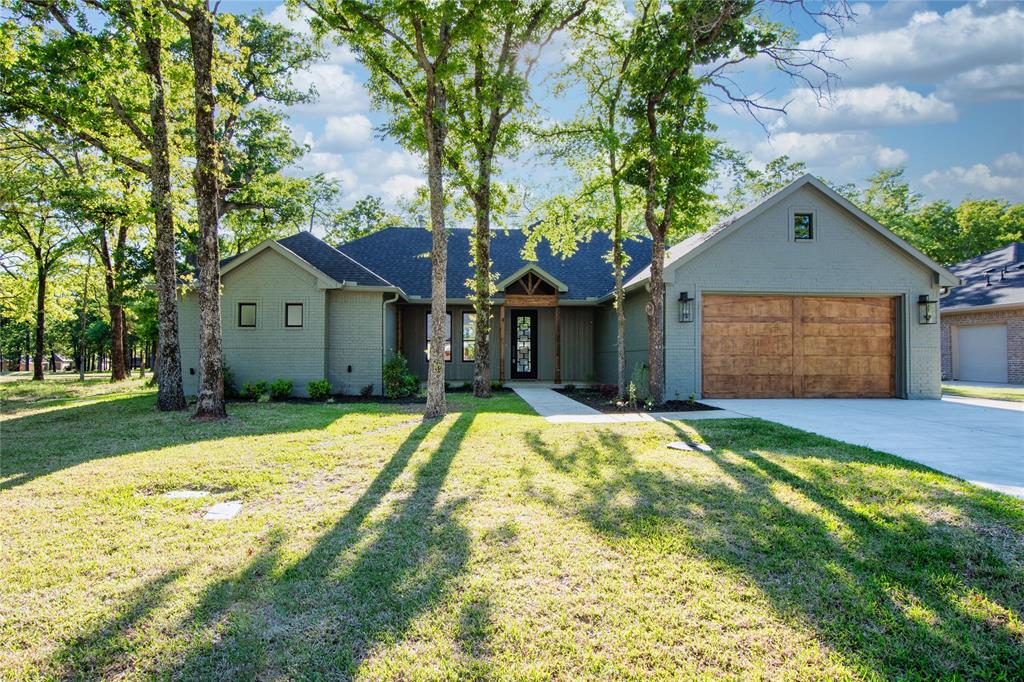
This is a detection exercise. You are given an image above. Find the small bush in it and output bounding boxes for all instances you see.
[462,380,473,390]
[360,383,374,397]
[563,383,577,392]
[243,380,269,401]
[269,379,293,401]
[307,379,332,401]
[490,380,504,390]
[629,362,650,403]
[383,353,419,399]
[222,358,238,399]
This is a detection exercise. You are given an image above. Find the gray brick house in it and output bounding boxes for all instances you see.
[179,175,958,398]
[940,243,1024,384]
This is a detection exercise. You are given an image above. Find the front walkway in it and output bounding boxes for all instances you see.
[704,398,1024,499]
[511,387,744,424]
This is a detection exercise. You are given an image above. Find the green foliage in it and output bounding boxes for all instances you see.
[629,362,650,403]
[306,379,332,401]
[269,379,294,401]
[383,353,419,399]
[222,358,238,399]
[325,195,402,244]
[242,380,269,401]
[360,383,374,398]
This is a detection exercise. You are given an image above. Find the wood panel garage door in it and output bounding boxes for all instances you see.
[702,295,896,398]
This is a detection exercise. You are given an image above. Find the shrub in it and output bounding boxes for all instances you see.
[222,358,238,399]
[563,383,577,392]
[360,383,374,397]
[307,379,332,401]
[269,379,293,401]
[462,380,473,390]
[629,362,650,403]
[490,380,504,391]
[383,353,419,399]
[243,380,269,401]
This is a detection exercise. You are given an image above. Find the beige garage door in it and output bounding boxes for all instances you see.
[702,294,897,398]
[956,325,1008,383]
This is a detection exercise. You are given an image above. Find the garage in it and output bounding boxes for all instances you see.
[701,294,897,398]
[955,325,1008,383]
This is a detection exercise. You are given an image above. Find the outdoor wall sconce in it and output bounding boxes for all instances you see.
[678,291,694,323]
[917,294,937,324]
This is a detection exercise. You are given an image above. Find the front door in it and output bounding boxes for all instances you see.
[510,310,538,379]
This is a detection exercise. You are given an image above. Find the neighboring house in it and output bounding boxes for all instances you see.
[940,242,1024,384]
[179,174,958,398]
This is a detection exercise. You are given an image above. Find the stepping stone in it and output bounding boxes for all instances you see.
[203,501,242,520]
[163,490,210,499]
[667,441,694,451]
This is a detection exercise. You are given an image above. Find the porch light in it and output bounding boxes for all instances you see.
[678,291,693,323]
[917,294,937,324]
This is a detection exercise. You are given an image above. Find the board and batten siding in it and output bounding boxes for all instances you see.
[179,248,328,397]
[664,183,942,400]
[594,290,650,386]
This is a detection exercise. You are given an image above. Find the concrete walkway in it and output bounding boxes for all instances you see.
[704,398,1024,499]
[511,387,744,424]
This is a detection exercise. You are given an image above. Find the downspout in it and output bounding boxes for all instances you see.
[382,291,400,393]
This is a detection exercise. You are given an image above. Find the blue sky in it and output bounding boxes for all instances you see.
[227,0,1024,216]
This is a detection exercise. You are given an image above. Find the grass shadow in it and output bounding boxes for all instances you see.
[521,421,1024,679]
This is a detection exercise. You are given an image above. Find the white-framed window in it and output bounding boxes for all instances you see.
[462,312,476,362]
[238,303,257,328]
[285,303,303,328]
[426,312,452,362]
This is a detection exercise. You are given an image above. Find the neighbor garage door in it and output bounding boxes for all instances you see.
[702,294,896,398]
[956,325,1008,383]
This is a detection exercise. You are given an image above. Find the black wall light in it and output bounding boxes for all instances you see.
[917,294,937,324]
[678,291,693,323]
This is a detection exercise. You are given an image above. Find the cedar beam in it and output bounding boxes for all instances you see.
[499,305,506,382]
[554,305,561,384]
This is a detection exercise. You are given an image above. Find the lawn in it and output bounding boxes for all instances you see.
[943,382,1024,403]
[2,379,1022,680]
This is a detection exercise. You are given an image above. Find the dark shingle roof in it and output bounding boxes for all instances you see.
[941,242,1024,311]
[220,231,393,288]
[336,227,652,300]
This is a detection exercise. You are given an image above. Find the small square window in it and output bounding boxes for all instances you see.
[285,303,303,328]
[793,212,814,240]
[238,303,257,328]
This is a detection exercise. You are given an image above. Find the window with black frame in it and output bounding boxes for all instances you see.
[462,312,476,361]
[425,312,452,362]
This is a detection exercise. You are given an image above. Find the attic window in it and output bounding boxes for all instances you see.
[793,212,814,240]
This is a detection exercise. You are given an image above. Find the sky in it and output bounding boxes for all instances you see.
[226,0,1024,218]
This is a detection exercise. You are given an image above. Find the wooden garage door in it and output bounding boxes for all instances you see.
[702,295,896,398]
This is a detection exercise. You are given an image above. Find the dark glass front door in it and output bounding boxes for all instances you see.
[510,310,538,380]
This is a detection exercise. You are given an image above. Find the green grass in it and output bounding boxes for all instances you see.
[943,383,1024,403]
[2,379,1022,680]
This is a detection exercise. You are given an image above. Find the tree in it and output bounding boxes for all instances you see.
[302,0,487,419]
[445,1,586,398]
[326,195,402,244]
[2,0,190,408]
[720,154,806,216]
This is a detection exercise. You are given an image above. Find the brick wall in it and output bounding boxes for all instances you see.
[940,308,1024,384]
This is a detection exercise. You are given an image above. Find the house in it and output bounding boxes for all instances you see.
[940,242,1024,384]
[179,174,958,399]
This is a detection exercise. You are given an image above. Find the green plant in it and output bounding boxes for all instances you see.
[630,362,650,404]
[490,380,504,390]
[222,357,238,399]
[688,393,696,406]
[383,353,419,399]
[269,379,293,401]
[360,383,374,397]
[563,383,576,392]
[627,381,638,409]
[307,379,332,401]
[462,380,473,390]
[256,393,270,404]
[242,380,269,402]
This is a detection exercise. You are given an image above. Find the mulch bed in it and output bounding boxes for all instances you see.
[556,388,721,414]
[226,385,514,406]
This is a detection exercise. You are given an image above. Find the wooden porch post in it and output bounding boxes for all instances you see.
[554,305,561,384]
[499,305,506,382]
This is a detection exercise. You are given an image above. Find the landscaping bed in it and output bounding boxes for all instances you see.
[557,387,720,413]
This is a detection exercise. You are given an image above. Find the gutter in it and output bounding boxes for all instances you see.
[382,291,400,388]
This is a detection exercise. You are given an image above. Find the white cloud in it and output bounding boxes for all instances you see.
[380,174,426,202]
[350,148,422,176]
[921,158,1024,202]
[770,85,956,132]
[937,63,1024,103]
[802,4,1024,87]
[321,114,374,150]
[289,63,367,114]
[747,131,910,183]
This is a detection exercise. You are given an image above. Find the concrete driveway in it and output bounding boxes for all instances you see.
[703,398,1024,498]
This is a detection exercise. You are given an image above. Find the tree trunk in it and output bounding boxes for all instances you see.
[471,170,492,398]
[613,204,626,399]
[101,232,128,381]
[187,1,226,420]
[33,263,45,381]
[140,26,186,411]
[646,229,665,404]
[79,256,90,381]
[423,70,448,419]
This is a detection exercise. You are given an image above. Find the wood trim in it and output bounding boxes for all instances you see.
[554,306,561,384]
[503,294,558,307]
[499,305,506,382]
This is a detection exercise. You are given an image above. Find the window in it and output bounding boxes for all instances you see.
[425,312,452,362]
[238,303,257,328]
[285,303,303,328]
[462,312,476,361]
[793,212,814,240]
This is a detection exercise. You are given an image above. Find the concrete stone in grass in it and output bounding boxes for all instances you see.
[163,490,210,499]
[204,501,242,520]
[668,441,713,452]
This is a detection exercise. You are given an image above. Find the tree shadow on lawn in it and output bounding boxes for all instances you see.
[1,390,530,492]
[521,421,1024,679]
[153,411,477,679]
